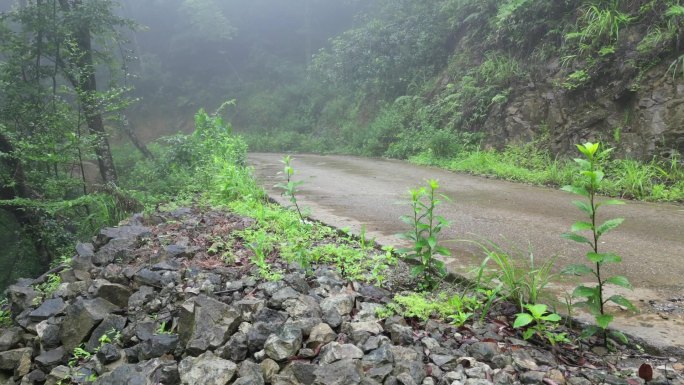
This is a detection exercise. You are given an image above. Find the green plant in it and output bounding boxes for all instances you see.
[474,241,556,311]
[34,274,62,302]
[561,142,636,344]
[0,300,11,327]
[561,70,590,90]
[275,155,306,222]
[513,303,569,346]
[68,344,92,367]
[377,292,477,326]
[155,321,174,335]
[397,179,451,290]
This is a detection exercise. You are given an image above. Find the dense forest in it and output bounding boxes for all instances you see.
[0,0,683,290]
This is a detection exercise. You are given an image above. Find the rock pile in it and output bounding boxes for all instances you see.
[1,208,682,385]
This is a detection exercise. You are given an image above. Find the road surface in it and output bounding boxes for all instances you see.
[249,153,684,354]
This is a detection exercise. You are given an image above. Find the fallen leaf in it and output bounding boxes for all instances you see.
[639,363,653,382]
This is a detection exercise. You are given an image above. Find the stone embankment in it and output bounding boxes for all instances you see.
[1,207,682,385]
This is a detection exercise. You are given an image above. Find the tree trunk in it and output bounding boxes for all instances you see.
[60,0,118,183]
[0,133,54,267]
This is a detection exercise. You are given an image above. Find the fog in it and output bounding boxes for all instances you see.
[116,0,370,139]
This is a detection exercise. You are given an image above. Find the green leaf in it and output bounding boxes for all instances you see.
[571,221,593,232]
[586,252,621,264]
[561,232,592,245]
[605,276,632,289]
[434,246,451,256]
[607,295,636,311]
[410,265,425,277]
[571,200,594,215]
[513,313,534,328]
[580,325,599,338]
[522,329,535,340]
[541,313,562,322]
[590,252,621,264]
[597,218,624,236]
[525,304,547,318]
[561,185,589,197]
[596,313,614,329]
[562,264,593,276]
[427,236,437,249]
[573,285,598,298]
[609,330,628,344]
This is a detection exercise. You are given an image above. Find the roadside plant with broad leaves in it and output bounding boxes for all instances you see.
[397,179,451,290]
[275,155,306,221]
[561,142,636,345]
[513,303,569,347]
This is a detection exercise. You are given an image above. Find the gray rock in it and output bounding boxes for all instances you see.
[248,321,287,354]
[0,347,32,373]
[284,295,321,319]
[520,371,546,384]
[35,347,66,368]
[139,333,179,360]
[466,342,498,362]
[313,359,362,385]
[178,295,242,355]
[46,365,72,385]
[235,360,265,385]
[390,346,421,362]
[26,369,47,383]
[0,327,23,351]
[96,282,132,308]
[264,325,303,361]
[464,362,492,379]
[510,349,538,371]
[269,287,300,308]
[40,323,62,349]
[362,344,394,366]
[96,343,121,364]
[219,331,249,361]
[7,284,38,315]
[393,360,426,385]
[85,314,126,351]
[464,379,494,385]
[76,242,95,258]
[93,237,137,266]
[320,293,355,316]
[320,342,364,364]
[93,364,147,385]
[285,361,317,385]
[323,307,343,328]
[567,377,592,385]
[128,286,155,309]
[178,351,237,385]
[430,354,456,368]
[260,358,280,383]
[30,298,66,321]
[60,297,120,352]
[397,372,418,385]
[389,324,414,346]
[235,298,266,322]
[366,364,393,383]
[140,358,180,385]
[306,323,337,349]
[95,225,150,248]
[133,268,166,287]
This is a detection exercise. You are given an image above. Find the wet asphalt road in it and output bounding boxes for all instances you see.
[249,153,684,353]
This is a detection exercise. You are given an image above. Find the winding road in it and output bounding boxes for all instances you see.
[249,153,684,354]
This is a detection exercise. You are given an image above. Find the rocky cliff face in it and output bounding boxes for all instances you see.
[485,61,684,160]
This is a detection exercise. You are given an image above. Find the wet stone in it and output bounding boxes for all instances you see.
[30,298,66,321]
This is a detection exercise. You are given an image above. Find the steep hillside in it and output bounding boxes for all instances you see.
[245,0,683,162]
